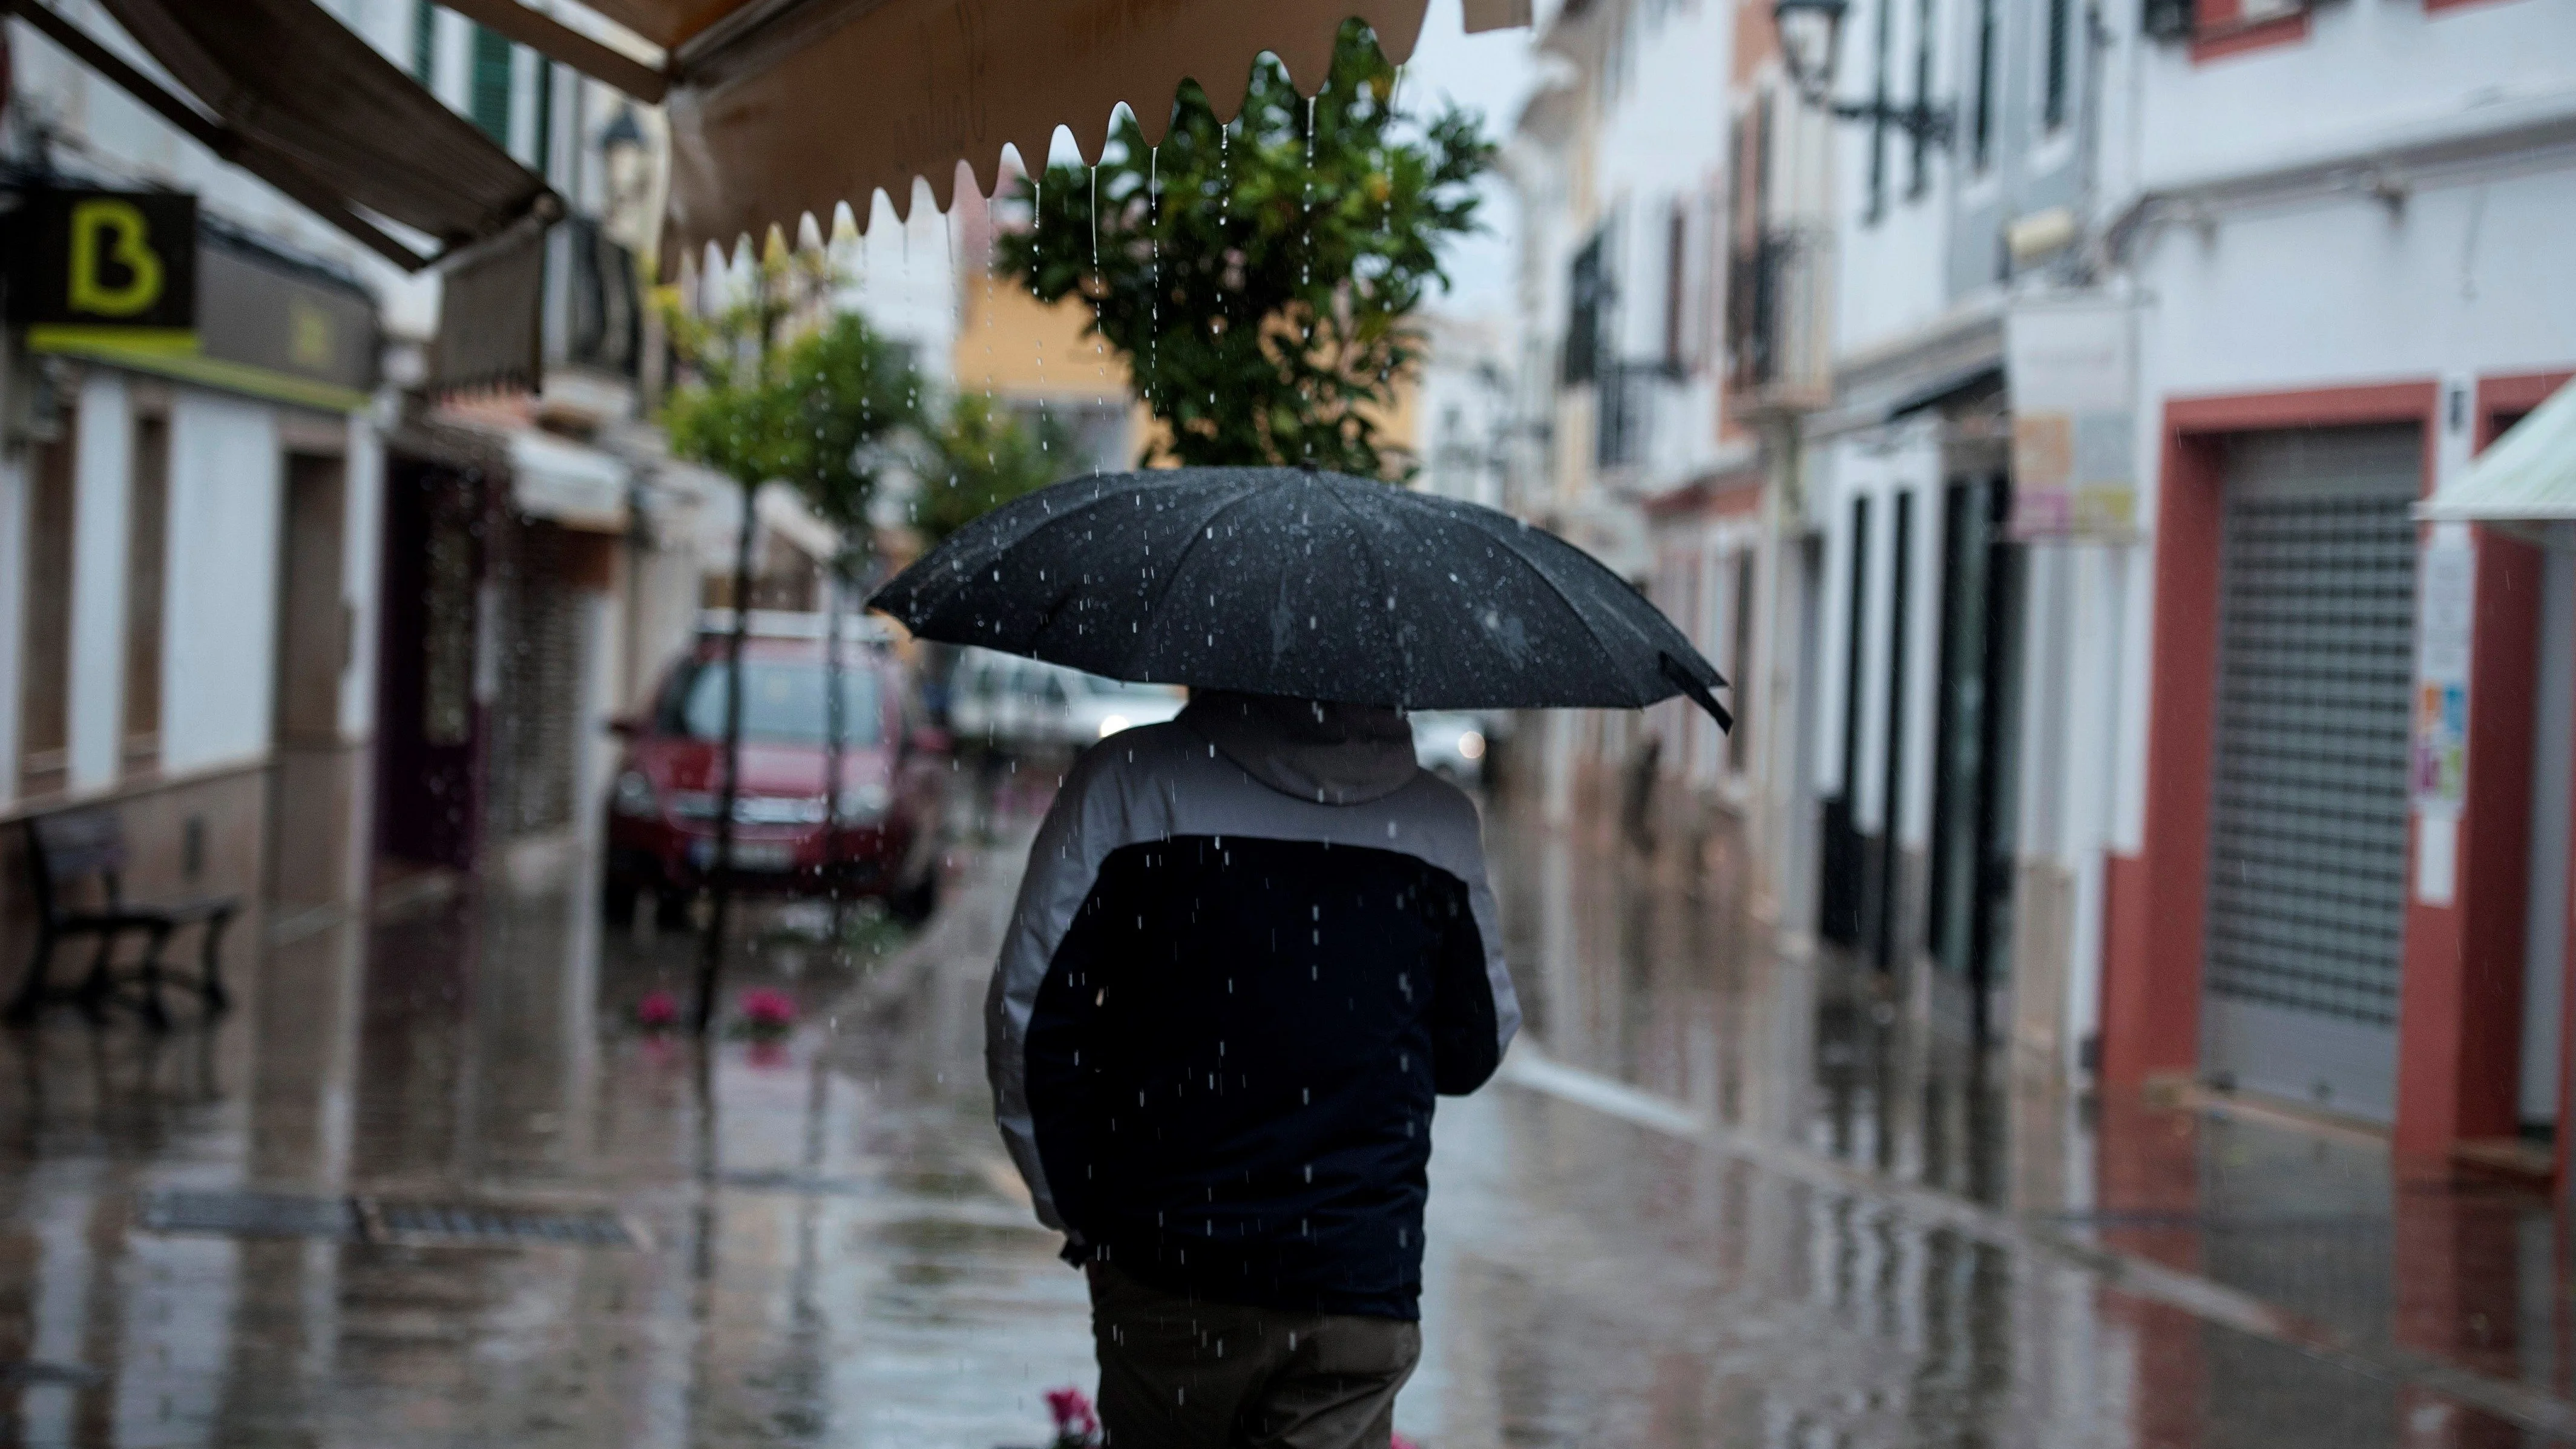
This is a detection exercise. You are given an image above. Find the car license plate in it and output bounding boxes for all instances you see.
[689,840,797,872]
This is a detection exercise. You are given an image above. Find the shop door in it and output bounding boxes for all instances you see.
[2202,426,2420,1122]
[268,452,349,915]
[1926,478,2026,1011]
[490,522,587,839]
[374,463,487,872]
[1817,496,1871,945]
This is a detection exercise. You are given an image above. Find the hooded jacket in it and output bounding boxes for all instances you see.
[987,691,1520,1320]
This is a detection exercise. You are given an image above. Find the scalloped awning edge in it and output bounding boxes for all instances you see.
[659,0,1430,271]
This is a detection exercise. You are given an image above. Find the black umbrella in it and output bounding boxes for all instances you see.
[870,468,1730,728]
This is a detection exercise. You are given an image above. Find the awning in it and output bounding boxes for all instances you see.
[2420,378,2576,523]
[513,430,634,533]
[653,0,1438,257]
[8,0,560,390]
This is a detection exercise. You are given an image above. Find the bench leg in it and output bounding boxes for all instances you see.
[5,930,57,1024]
[136,923,176,1031]
[75,930,119,1023]
[198,913,235,1015]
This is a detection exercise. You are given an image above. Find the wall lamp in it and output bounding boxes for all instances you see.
[1773,0,1955,146]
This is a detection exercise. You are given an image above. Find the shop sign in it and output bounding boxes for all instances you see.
[196,242,376,398]
[2004,295,2138,541]
[4,188,199,343]
[15,214,378,412]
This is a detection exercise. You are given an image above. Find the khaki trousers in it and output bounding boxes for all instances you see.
[1088,1263,1421,1449]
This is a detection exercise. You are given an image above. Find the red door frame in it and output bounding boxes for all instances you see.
[2103,378,2546,1159]
[2476,370,2576,1189]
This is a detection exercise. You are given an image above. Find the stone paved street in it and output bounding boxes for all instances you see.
[2,790,2570,1447]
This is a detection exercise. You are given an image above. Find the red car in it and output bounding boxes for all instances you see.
[603,632,945,926]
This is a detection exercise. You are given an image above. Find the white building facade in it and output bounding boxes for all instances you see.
[2095,0,2576,1161]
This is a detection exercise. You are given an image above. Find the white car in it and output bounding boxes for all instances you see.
[1410,710,1499,784]
[1057,671,1187,746]
[947,647,1184,753]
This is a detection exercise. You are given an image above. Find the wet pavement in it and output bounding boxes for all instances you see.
[2,783,2572,1447]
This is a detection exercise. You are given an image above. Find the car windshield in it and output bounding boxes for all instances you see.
[670,659,882,746]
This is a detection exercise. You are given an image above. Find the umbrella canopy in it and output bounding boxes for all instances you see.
[870,468,1730,726]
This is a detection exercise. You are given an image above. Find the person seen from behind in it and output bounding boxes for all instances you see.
[989,689,1520,1448]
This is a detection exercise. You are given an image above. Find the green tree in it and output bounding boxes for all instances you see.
[663,261,921,546]
[912,392,1075,545]
[659,258,927,1030]
[996,20,1493,479]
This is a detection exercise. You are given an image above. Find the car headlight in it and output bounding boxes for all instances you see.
[612,770,660,818]
[1097,714,1132,738]
[1456,731,1485,761]
[836,782,892,821]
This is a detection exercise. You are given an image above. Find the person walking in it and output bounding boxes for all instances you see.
[987,689,1520,1449]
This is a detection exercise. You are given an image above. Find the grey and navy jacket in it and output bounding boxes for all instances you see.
[988,691,1520,1321]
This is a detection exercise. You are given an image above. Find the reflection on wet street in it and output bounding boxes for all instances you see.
[2,844,1091,1449]
[1476,811,2574,1447]
[4,788,2571,1447]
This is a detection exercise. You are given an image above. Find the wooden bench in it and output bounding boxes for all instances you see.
[6,806,239,1028]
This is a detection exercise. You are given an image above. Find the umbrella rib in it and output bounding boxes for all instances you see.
[1122,479,1273,675]
[1474,520,1681,707]
[1006,481,1205,649]
[1319,482,1414,703]
[893,473,1190,613]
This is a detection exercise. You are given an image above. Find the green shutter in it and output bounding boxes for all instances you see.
[411,0,435,84]
[469,26,513,146]
[533,58,554,177]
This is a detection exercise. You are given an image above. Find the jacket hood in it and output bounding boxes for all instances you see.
[1180,691,1418,806]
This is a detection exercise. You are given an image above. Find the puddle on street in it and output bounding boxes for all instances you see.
[0,784,2566,1447]
[1473,792,2572,1445]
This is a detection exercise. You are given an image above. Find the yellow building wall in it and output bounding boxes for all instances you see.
[950,271,1422,473]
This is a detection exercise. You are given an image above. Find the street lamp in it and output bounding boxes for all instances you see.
[1771,0,1954,147]
[1774,0,1848,104]
[599,104,654,250]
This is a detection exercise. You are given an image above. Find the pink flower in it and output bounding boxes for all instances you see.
[737,987,799,1033]
[1044,1385,1100,1443]
[635,989,679,1031]
[1393,1436,1422,1449]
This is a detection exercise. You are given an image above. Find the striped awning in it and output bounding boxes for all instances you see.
[2420,378,2576,522]
[10,0,560,390]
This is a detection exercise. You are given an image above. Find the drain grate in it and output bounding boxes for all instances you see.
[717,1168,873,1197]
[361,1198,640,1248]
[133,1191,642,1250]
[137,1190,359,1240]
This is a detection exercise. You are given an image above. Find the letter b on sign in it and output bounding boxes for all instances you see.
[4,189,197,336]
[69,199,166,318]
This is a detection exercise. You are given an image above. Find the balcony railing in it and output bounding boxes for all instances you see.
[1595,361,1668,472]
[1726,228,1832,410]
[559,216,640,378]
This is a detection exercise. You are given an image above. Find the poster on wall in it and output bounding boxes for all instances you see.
[2004,295,2139,541]
[2411,533,2474,814]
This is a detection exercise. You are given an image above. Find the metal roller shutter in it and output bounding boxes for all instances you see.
[2201,426,2420,1122]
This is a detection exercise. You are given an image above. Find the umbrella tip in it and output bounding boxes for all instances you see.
[1658,652,1733,734]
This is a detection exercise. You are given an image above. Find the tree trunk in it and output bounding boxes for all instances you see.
[694,482,758,1036]
[821,553,847,939]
